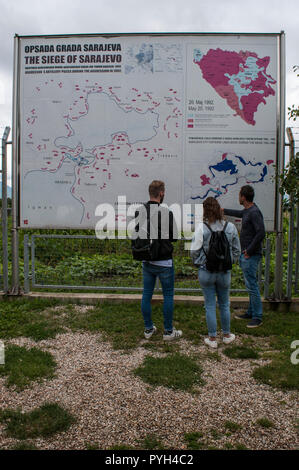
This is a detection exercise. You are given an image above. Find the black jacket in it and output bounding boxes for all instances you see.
[134,201,178,260]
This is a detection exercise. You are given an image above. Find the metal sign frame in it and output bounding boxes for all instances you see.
[11,32,286,296]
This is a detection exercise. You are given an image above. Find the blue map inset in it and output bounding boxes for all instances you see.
[189,152,274,201]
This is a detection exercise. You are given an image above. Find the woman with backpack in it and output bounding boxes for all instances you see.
[190,197,241,348]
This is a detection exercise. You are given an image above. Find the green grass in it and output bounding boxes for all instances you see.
[9,441,39,450]
[0,403,76,440]
[0,298,298,392]
[57,302,207,350]
[61,302,145,350]
[0,298,62,341]
[86,442,100,450]
[234,443,249,450]
[230,310,299,391]
[223,345,260,360]
[224,421,242,432]
[231,310,299,339]
[0,344,57,391]
[210,429,222,440]
[133,352,204,392]
[256,418,275,428]
[138,434,165,450]
[106,434,164,451]
[184,432,205,450]
[252,352,299,391]
[107,444,137,450]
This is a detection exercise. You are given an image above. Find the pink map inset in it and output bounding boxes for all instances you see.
[194,48,276,126]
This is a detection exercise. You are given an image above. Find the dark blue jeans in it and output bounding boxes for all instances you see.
[239,253,263,320]
[141,262,174,332]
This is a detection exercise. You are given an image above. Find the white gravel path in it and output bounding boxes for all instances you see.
[0,311,298,450]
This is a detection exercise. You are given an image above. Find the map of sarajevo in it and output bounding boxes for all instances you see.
[193,48,276,125]
[22,78,182,226]
[187,152,274,201]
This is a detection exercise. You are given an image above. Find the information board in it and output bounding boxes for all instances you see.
[15,33,283,230]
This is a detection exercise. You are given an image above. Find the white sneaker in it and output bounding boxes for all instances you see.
[163,327,182,341]
[204,338,218,348]
[223,333,236,345]
[144,325,157,339]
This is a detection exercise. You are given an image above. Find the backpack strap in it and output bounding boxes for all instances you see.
[223,221,229,232]
[202,222,212,259]
[204,221,229,231]
[204,221,212,232]
[144,203,161,240]
[204,221,229,232]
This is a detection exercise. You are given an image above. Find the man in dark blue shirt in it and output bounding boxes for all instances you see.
[223,185,265,328]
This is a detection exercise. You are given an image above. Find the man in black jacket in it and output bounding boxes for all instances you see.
[136,180,182,341]
[223,185,265,328]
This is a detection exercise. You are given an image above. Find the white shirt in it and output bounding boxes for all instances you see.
[148,259,173,267]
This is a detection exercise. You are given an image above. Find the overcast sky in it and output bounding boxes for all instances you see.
[0,0,298,168]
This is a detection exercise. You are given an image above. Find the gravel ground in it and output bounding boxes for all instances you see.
[0,309,298,450]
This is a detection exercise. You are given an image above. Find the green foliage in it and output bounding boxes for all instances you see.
[0,345,57,391]
[279,153,299,205]
[0,403,76,439]
[281,65,299,204]
[1,208,297,296]
[288,66,299,120]
[50,253,142,278]
[33,252,199,284]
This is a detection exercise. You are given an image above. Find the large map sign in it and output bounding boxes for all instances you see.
[15,34,282,230]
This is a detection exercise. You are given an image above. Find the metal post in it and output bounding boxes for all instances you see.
[1,127,10,293]
[287,205,295,299]
[264,238,271,299]
[286,128,295,300]
[258,253,262,285]
[11,35,20,294]
[31,236,36,288]
[295,203,299,294]
[274,32,286,300]
[23,234,30,294]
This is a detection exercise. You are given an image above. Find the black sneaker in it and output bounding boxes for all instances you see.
[247,319,263,328]
[235,313,252,320]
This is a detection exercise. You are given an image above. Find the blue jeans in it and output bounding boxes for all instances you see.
[239,253,262,320]
[141,262,174,332]
[198,268,231,337]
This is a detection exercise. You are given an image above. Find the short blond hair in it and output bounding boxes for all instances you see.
[148,180,165,198]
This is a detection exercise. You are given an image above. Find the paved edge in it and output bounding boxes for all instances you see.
[1,292,297,312]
